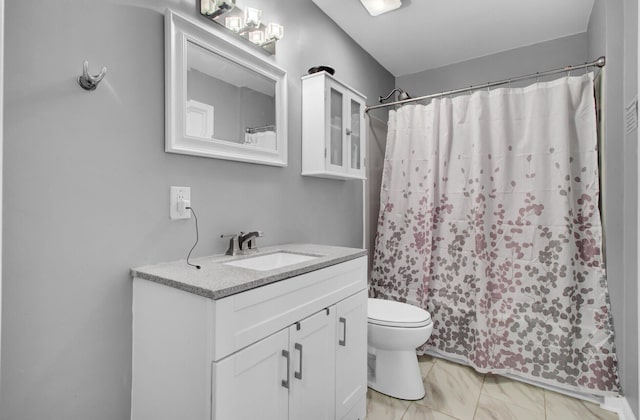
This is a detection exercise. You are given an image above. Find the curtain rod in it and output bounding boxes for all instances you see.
[365,56,606,113]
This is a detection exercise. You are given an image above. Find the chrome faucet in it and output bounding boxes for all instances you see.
[221,231,263,256]
[239,231,263,251]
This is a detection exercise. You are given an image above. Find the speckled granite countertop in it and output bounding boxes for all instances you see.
[130,244,367,300]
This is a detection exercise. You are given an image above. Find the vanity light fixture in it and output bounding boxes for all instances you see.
[200,1,283,54]
[359,0,402,16]
[201,0,236,19]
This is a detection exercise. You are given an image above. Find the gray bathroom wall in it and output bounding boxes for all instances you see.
[589,0,639,416]
[0,1,394,419]
[397,33,588,96]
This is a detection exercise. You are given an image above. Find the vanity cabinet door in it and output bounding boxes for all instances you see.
[289,309,337,420]
[212,329,289,420]
[335,290,368,420]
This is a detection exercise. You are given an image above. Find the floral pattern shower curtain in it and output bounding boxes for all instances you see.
[370,74,620,396]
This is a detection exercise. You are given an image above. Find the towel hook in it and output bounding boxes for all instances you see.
[78,61,107,91]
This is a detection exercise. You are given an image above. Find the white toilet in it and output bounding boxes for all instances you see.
[367,298,433,400]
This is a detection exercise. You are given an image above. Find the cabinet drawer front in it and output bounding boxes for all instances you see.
[212,256,367,360]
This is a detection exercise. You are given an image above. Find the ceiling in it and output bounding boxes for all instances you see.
[311,0,595,77]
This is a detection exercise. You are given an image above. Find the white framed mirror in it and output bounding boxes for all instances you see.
[165,9,288,166]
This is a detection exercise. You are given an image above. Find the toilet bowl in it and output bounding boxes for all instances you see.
[367,298,433,400]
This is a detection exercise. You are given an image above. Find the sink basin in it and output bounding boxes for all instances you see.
[223,251,319,271]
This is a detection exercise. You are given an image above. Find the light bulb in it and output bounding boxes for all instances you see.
[248,30,265,45]
[265,23,284,40]
[244,7,262,27]
[200,0,216,15]
[225,16,242,32]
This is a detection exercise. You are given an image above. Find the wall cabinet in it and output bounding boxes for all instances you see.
[132,257,368,420]
[302,72,367,180]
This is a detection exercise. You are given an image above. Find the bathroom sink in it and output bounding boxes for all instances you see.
[223,251,319,271]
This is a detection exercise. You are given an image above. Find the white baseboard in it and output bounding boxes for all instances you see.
[602,396,636,420]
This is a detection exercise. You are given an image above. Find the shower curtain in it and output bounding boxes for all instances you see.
[370,74,621,396]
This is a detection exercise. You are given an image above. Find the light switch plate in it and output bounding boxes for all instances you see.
[170,186,191,220]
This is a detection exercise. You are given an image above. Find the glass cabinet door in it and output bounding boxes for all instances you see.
[349,98,362,172]
[329,87,344,169]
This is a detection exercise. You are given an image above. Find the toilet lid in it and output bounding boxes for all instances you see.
[368,298,432,328]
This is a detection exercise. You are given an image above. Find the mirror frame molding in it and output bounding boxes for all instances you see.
[165,9,288,166]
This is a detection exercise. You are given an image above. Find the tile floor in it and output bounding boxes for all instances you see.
[366,355,619,420]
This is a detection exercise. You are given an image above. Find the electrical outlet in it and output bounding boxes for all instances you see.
[170,186,191,220]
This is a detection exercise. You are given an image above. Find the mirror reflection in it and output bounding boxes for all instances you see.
[186,40,277,151]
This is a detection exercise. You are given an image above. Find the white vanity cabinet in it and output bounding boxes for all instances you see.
[302,72,367,180]
[131,255,367,420]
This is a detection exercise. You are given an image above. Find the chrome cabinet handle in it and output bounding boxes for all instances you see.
[282,350,290,389]
[294,343,303,380]
[339,317,347,346]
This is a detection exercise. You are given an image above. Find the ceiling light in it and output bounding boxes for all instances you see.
[359,0,402,16]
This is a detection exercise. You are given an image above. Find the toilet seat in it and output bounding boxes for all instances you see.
[368,298,432,328]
